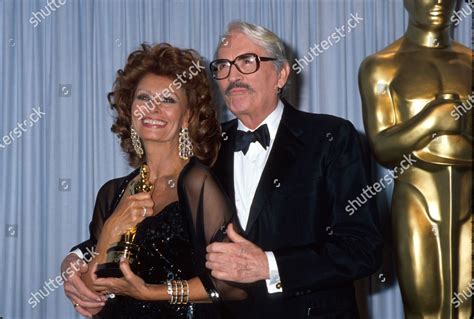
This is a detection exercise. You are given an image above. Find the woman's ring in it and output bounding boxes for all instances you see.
[103,291,116,299]
[73,303,79,308]
[143,207,147,217]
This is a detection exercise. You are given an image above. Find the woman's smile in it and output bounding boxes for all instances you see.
[142,117,167,128]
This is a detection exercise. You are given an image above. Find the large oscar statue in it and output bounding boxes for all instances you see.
[358,0,472,318]
[96,164,154,278]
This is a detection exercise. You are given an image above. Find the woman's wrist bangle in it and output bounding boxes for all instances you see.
[183,280,189,304]
[166,280,173,303]
[172,280,178,304]
[177,280,183,304]
[167,280,189,305]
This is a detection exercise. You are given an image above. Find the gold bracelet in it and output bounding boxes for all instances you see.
[166,280,173,304]
[183,280,189,304]
[177,280,184,304]
[171,280,178,304]
[167,279,190,305]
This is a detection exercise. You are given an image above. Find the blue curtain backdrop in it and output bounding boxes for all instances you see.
[0,0,471,318]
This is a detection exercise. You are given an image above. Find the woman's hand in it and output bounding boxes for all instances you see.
[90,259,153,301]
[102,191,155,240]
[86,191,155,285]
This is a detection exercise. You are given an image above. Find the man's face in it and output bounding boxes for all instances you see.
[404,0,457,28]
[215,31,288,124]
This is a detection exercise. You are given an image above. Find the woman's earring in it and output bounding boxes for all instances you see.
[130,125,144,158]
[178,127,194,160]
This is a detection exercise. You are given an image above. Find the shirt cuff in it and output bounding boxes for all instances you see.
[68,248,85,260]
[265,251,283,294]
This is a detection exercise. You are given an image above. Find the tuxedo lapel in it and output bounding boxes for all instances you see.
[245,103,304,235]
[214,120,237,203]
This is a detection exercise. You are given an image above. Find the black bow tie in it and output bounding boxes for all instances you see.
[234,124,270,155]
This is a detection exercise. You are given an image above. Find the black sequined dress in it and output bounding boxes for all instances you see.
[98,201,197,318]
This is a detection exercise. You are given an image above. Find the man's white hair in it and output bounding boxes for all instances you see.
[218,21,288,72]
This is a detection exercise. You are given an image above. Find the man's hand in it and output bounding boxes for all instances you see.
[206,223,269,283]
[61,254,105,317]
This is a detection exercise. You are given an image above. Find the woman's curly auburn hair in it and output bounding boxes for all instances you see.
[108,43,221,168]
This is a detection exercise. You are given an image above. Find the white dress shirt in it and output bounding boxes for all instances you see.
[234,100,283,294]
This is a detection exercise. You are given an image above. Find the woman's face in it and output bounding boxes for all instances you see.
[131,73,189,147]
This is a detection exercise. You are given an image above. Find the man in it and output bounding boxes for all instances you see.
[205,22,382,318]
[62,22,382,318]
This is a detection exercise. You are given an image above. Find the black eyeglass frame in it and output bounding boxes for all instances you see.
[209,53,277,80]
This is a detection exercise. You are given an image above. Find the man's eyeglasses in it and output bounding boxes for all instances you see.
[210,53,277,80]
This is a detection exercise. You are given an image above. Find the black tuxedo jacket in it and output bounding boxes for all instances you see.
[213,100,383,319]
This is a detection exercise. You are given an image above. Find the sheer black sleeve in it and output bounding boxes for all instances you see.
[178,158,247,305]
[71,177,129,256]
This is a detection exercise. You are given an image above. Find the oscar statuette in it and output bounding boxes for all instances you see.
[95,164,154,278]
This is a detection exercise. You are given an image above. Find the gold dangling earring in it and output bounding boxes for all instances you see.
[130,125,144,158]
[178,127,194,160]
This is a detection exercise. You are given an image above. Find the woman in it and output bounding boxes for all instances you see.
[77,43,244,318]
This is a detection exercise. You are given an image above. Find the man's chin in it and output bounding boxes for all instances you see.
[226,97,250,115]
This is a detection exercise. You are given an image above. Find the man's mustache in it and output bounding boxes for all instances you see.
[225,82,254,95]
